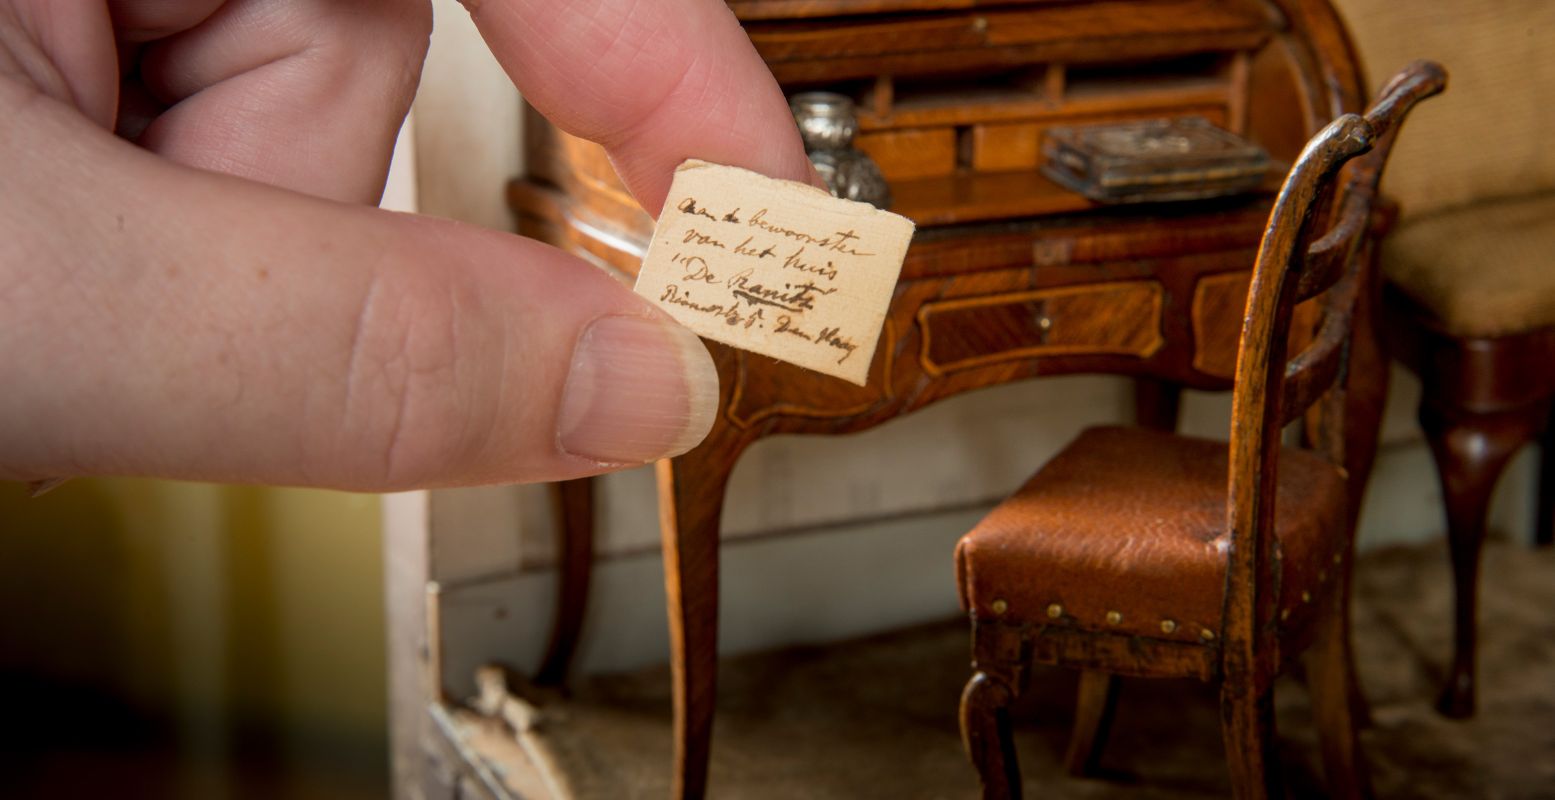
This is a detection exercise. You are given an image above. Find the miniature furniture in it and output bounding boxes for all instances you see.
[1331,0,1555,719]
[956,61,1444,799]
[1389,280,1555,721]
[508,1,1388,796]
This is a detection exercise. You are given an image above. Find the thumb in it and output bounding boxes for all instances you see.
[0,83,716,490]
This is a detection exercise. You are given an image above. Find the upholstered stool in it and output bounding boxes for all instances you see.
[1382,199,1555,717]
[1334,0,1555,718]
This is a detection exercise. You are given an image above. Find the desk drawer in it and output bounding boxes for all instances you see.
[918,281,1165,375]
[1190,270,1250,379]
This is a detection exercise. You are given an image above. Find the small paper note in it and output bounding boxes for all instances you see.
[633,160,915,386]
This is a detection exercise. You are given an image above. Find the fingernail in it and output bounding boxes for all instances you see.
[557,316,718,464]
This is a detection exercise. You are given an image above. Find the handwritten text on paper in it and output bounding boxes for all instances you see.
[633,160,915,385]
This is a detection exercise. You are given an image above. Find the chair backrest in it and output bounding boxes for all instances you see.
[1221,61,1446,663]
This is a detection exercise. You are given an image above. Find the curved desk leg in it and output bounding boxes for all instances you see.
[536,477,596,687]
[1132,377,1183,432]
[1538,406,1553,548]
[658,426,744,800]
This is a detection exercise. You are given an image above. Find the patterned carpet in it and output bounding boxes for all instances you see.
[508,538,1555,798]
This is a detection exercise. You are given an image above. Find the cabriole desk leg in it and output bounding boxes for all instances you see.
[1538,406,1553,548]
[657,422,745,800]
[536,477,596,687]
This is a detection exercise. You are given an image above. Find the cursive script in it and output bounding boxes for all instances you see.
[748,209,875,256]
[635,160,914,385]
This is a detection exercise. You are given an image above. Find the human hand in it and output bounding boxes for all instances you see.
[0,0,816,490]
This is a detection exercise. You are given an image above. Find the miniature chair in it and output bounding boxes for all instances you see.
[955,61,1445,799]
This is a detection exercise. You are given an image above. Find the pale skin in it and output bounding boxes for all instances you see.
[0,0,818,490]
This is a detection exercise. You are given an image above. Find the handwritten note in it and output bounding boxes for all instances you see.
[633,160,915,386]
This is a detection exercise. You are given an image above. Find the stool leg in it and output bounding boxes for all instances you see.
[1419,403,1526,718]
[1064,671,1118,776]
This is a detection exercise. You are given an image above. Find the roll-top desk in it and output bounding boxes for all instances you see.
[507,1,1378,796]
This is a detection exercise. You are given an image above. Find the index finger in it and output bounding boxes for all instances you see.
[462,0,816,216]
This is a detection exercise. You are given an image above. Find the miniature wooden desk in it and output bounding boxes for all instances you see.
[508,2,1376,796]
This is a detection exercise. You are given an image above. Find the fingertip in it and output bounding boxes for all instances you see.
[804,161,831,193]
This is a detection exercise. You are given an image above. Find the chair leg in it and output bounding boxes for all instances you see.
[1341,559,1373,729]
[1063,670,1118,776]
[1307,591,1373,800]
[961,671,1022,800]
[1537,407,1553,548]
[1220,682,1282,800]
[1419,403,1528,718]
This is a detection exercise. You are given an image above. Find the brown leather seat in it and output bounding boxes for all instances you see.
[956,426,1348,646]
